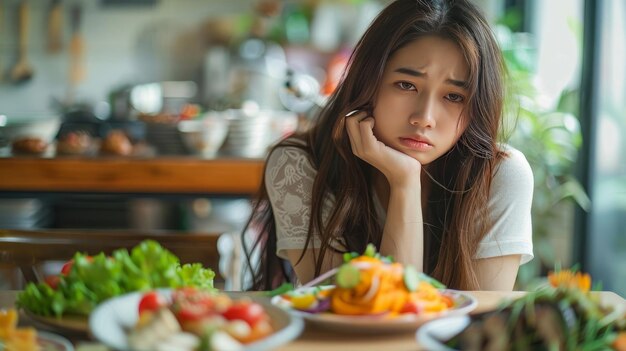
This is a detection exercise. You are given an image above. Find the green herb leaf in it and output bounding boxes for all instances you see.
[266,283,294,297]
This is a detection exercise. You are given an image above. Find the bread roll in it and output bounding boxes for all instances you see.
[101,130,133,156]
[56,131,93,155]
[11,137,48,154]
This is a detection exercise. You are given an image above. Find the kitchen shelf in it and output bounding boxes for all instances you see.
[0,157,265,196]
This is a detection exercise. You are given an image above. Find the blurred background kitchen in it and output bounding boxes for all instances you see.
[0,0,624,295]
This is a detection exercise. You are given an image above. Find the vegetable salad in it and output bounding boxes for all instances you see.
[128,287,274,351]
[17,240,216,317]
[0,309,38,351]
[277,245,454,317]
[445,269,626,351]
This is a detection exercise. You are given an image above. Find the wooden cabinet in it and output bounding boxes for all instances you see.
[0,157,265,196]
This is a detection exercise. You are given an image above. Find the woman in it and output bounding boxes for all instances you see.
[243,0,533,291]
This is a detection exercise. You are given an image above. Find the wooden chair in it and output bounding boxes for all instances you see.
[0,228,231,289]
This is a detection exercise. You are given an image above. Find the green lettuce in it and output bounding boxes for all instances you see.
[16,240,216,317]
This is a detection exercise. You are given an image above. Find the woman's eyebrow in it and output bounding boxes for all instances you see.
[394,67,425,77]
[446,79,469,90]
[394,67,468,90]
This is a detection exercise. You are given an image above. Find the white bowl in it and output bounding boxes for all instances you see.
[221,109,297,158]
[178,114,229,157]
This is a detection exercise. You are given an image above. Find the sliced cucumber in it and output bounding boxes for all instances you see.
[418,272,446,289]
[336,264,361,289]
[364,243,377,257]
[403,265,419,292]
[343,252,358,263]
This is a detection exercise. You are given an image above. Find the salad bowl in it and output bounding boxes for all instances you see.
[272,285,477,334]
[89,289,304,351]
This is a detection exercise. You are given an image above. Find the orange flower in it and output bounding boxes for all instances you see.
[613,332,626,351]
[548,270,591,292]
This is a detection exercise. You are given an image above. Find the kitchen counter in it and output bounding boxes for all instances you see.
[0,156,265,196]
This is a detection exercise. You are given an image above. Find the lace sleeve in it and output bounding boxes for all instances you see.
[265,146,324,260]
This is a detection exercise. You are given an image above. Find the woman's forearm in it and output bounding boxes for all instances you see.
[379,184,424,271]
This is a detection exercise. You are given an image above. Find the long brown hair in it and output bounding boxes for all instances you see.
[243,0,507,290]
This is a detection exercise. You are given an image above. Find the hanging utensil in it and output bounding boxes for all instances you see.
[10,0,33,84]
[67,4,84,103]
[46,0,63,53]
[0,0,4,82]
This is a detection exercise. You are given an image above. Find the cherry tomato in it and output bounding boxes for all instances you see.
[237,319,273,343]
[175,303,214,323]
[172,289,217,323]
[138,292,166,315]
[61,260,74,276]
[179,104,200,120]
[399,301,422,315]
[44,275,60,289]
[61,256,94,276]
[222,302,266,327]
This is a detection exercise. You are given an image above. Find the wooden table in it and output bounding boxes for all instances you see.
[0,157,265,196]
[1,290,624,350]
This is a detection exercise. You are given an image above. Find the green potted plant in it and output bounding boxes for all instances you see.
[497,24,591,287]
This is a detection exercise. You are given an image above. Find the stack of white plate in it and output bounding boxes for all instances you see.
[221,109,274,158]
[0,199,51,229]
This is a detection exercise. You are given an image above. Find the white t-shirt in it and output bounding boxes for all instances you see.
[265,143,534,265]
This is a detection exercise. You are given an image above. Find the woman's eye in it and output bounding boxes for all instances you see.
[446,93,465,103]
[397,82,416,91]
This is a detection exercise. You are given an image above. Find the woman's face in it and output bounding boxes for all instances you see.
[372,35,470,165]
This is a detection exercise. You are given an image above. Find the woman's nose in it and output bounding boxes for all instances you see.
[408,95,436,128]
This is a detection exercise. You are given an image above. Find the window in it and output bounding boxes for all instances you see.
[586,0,626,295]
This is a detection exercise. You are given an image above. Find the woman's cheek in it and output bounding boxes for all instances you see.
[371,123,395,147]
[371,119,380,137]
[371,114,385,141]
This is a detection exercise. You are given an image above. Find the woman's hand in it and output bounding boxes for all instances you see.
[345,111,422,188]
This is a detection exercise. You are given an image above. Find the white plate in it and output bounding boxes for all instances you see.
[38,331,75,351]
[415,315,469,351]
[271,286,477,334]
[89,289,304,351]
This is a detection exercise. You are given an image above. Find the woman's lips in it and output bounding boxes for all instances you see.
[399,137,434,151]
